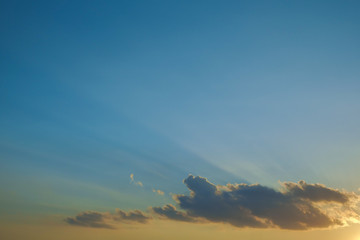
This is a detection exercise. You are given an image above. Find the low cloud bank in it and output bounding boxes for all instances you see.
[65,209,150,229]
[66,175,359,230]
[151,204,195,222]
[65,211,115,229]
[172,176,358,229]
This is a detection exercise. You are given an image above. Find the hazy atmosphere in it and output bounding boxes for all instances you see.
[1,1,360,239]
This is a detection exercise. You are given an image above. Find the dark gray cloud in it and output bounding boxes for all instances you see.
[65,209,150,229]
[65,211,115,229]
[151,204,195,222]
[66,175,359,230]
[173,175,358,230]
[115,209,151,223]
[282,180,349,203]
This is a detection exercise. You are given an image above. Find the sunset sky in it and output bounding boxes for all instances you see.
[1,1,360,239]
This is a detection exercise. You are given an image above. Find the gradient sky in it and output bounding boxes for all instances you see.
[1,1,360,239]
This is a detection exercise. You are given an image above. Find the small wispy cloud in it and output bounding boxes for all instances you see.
[152,189,164,196]
[130,173,143,187]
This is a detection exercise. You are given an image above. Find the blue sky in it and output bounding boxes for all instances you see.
[1,0,360,229]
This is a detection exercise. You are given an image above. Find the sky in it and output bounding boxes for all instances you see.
[1,0,360,239]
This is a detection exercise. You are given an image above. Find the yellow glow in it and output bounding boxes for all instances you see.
[1,216,360,240]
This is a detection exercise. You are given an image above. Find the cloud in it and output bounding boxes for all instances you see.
[66,175,360,230]
[173,175,359,230]
[64,211,115,229]
[282,180,349,203]
[152,189,165,196]
[65,209,150,229]
[151,204,195,222]
[130,173,143,187]
[114,209,151,223]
